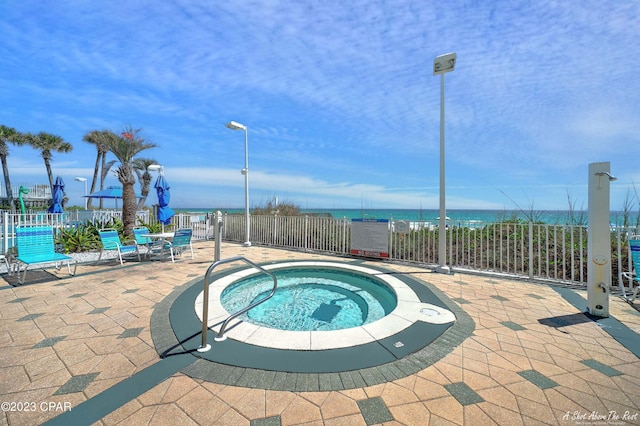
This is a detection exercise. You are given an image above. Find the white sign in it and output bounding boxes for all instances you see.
[350,219,389,258]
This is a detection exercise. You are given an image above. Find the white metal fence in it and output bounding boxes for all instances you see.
[0,210,211,253]
[2,210,638,290]
[220,213,639,289]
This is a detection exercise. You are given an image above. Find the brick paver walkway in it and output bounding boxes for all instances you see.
[1,241,639,425]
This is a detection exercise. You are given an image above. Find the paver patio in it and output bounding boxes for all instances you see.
[1,241,639,425]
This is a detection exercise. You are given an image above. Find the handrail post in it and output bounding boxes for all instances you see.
[214,211,223,262]
[528,222,534,279]
[197,255,278,352]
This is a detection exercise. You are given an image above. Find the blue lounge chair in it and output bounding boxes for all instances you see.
[14,225,77,284]
[98,229,140,265]
[164,228,194,262]
[621,237,640,303]
[133,226,153,258]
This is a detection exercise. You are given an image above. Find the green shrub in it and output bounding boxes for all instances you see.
[55,225,101,253]
[252,200,301,216]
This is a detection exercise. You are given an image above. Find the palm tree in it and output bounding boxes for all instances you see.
[0,125,26,212]
[133,157,158,210]
[82,130,112,209]
[26,132,73,192]
[104,127,156,238]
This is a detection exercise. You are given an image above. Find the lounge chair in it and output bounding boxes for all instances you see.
[621,236,640,303]
[133,226,153,258]
[98,229,140,265]
[163,228,194,262]
[14,225,77,284]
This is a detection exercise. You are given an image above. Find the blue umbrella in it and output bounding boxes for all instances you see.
[154,175,175,231]
[48,176,64,213]
[84,186,142,209]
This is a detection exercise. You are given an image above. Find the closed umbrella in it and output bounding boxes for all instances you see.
[48,176,64,213]
[154,175,175,232]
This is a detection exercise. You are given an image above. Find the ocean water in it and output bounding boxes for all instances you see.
[176,208,634,225]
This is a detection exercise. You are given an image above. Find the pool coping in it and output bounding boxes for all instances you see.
[150,260,476,391]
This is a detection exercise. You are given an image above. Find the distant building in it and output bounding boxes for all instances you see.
[0,184,52,210]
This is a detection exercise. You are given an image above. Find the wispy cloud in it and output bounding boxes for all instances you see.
[1,1,639,210]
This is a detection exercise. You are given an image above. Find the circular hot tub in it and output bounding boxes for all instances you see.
[220,266,397,331]
[153,260,474,387]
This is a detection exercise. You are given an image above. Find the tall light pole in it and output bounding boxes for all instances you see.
[226,121,251,247]
[434,52,456,274]
[75,177,87,209]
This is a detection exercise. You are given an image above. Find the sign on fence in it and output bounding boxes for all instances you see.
[350,219,389,258]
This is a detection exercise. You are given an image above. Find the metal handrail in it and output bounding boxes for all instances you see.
[198,255,277,352]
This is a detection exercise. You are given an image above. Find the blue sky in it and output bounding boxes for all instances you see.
[2,1,639,211]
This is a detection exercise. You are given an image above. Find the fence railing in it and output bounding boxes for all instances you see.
[220,213,639,289]
[0,210,214,253]
[2,210,638,290]
[0,184,51,199]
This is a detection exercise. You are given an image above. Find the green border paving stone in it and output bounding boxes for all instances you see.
[348,371,367,389]
[581,359,623,377]
[445,382,485,405]
[118,327,144,338]
[7,297,30,303]
[33,336,66,348]
[377,364,402,381]
[88,307,110,314]
[54,373,100,395]
[501,321,526,331]
[102,279,116,283]
[453,297,471,304]
[250,416,281,426]
[69,293,87,298]
[357,397,394,425]
[123,288,139,293]
[339,371,357,389]
[295,373,309,391]
[17,313,44,321]
[527,293,545,299]
[518,370,558,389]
[491,295,509,301]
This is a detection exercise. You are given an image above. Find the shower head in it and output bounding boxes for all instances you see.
[595,171,617,181]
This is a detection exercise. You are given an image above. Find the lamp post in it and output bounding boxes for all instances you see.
[434,52,456,274]
[226,121,251,247]
[74,177,87,209]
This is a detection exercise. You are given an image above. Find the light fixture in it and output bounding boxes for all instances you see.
[147,164,164,175]
[226,121,251,247]
[226,121,247,131]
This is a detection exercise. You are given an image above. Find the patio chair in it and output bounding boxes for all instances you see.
[14,225,77,284]
[621,236,640,303]
[133,226,153,258]
[163,228,194,262]
[97,228,140,265]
